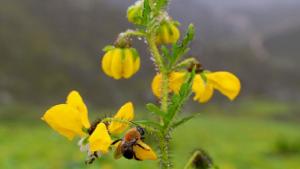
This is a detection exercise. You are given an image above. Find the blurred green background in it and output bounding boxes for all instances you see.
[1,0,300,168]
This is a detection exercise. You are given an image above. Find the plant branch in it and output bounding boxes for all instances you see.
[120,29,146,37]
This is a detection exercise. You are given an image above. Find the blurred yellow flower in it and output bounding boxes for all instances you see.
[156,22,180,44]
[102,48,140,80]
[151,71,241,103]
[108,102,135,135]
[41,90,90,140]
[151,72,186,98]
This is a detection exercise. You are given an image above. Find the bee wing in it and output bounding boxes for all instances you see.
[113,140,123,159]
[133,140,157,161]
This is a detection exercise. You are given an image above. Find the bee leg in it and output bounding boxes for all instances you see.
[93,152,98,158]
[136,143,149,151]
[85,152,100,164]
[85,156,96,165]
[111,139,122,145]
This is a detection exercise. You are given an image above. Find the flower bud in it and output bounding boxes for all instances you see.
[101,48,140,80]
[156,21,180,44]
[127,0,143,25]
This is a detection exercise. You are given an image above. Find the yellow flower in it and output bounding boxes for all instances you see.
[108,102,134,135]
[151,72,186,98]
[192,75,214,103]
[87,102,134,153]
[127,0,143,25]
[42,90,135,154]
[156,22,180,44]
[151,71,241,103]
[42,90,90,140]
[102,48,140,80]
[192,71,241,103]
[88,122,112,153]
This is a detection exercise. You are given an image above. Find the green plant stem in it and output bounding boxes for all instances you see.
[172,57,198,70]
[121,29,146,37]
[147,33,171,169]
[146,34,169,111]
[183,150,199,169]
[159,132,171,169]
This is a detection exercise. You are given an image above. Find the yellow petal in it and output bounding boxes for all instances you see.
[207,71,241,100]
[122,49,134,79]
[110,49,123,80]
[102,50,113,77]
[151,73,162,98]
[170,24,180,43]
[131,48,141,73]
[192,75,214,103]
[66,90,90,128]
[151,72,186,98]
[108,102,134,135]
[169,72,186,94]
[42,104,85,140]
[133,140,157,160]
[89,123,112,153]
[161,24,170,44]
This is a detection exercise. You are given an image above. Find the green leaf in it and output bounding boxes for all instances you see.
[163,71,195,128]
[170,24,195,67]
[142,0,151,25]
[155,0,168,11]
[134,120,162,130]
[171,113,200,129]
[146,103,166,117]
[161,45,171,59]
[102,45,115,52]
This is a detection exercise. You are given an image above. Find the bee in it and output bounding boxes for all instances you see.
[112,126,157,161]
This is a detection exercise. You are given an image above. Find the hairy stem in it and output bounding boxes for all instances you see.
[147,34,171,169]
[159,132,171,169]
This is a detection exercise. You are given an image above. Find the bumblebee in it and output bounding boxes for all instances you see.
[112,126,157,161]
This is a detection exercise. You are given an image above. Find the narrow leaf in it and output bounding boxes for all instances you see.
[146,103,166,117]
[163,72,195,127]
[142,0,151,25]
[161,45,171,60]
[171,24,195,66]
[155,0,168,11]
[134,120,162,130]
[171,113,200,129]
